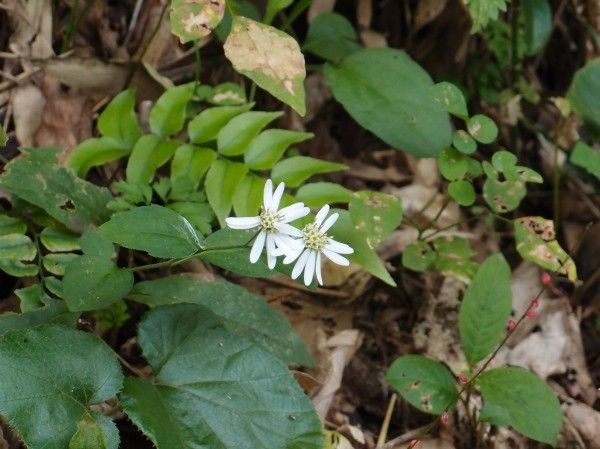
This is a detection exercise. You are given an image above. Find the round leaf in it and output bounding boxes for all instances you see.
[402,241,436,272]
[437,147,469,180]
[467,114,498,144]
[448,180,476,206]
[432,82,468,119]
[452,129,477,154]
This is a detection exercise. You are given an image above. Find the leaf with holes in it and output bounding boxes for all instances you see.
[387,355,458,415]
[224,17,306,115]
[170,0,226,43]
[120,305,323,449]
[514,216,577,281]
[0,325,123,449]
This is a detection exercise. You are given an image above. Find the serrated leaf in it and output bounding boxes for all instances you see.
[432,82,468,119]
[224,17,306,115]
[272,156,347,187]
[126,135,179,185]
[170,0,225,43]
[129,275,313,365]
[295,182,354,207]
[467,114,498,144]
[570,141,600,181]
[217,111,282,156]
[69,413,119,449]
[97,89,141,149]
[514,216,577,281]
[244,129,313,169]
[0,325,123,449]
[40,226,80,252]
[62,255,134,312]
[303,12,361,62]
[459,254,512,366]
[0,298,77,335]
[465,0,509,33]
[349,191,402,248]
[205,159,248,226]
[188,103,254,144]
[98,205,200,258]
[402,241,436,272]
[477,367,561,445]
[386,355,457,415]
[232,174,265,217]
[120,305,323,449]
[149,83,195,137]
[329,210,395,286]
[324,48,451,157]
[0,148,112,233]
[67,137,130,178]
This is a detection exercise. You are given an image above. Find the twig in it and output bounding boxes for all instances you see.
[377,393,398,447]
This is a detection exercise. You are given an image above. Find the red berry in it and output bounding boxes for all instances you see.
[531,299,539,308]
[526,310,537,319]
[457,374,468,383]
[507,319,516,331]
[541,272,551,285]
[441,412,449,424]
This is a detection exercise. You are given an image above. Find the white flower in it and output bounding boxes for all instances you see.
[225,179,309,269]
[280,205,354,286]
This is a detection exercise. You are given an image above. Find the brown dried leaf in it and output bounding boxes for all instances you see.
[10,84,45,147]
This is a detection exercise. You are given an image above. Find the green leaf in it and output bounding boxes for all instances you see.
[232,174,265,217]
[199,228,273,277]
[329,210,395,286]
[149,83,195,137]
[0,325,123,449]
[432,82,468,119]
[303,12,361,62]
[459,254,512,366]
[432,236,478,282]
[205,159,248,226]
[224,17,307,115]
[244,129,313,169]
[170,144,217,188]
[188,103,253,144]
[0,125,7,146]
[0,233,35,261]
[120,305,323,449]
[465,0,509,33]
[207,82,247,106]
[167,201,213,236]
[295,182,354,207]
[15,284,46,312]
[522,0,552,55]
[80,229,114,258]
[0,148,112,233]
[0,259,38,277]
[99,205,201,259]
[567,58,600,131]
[217,111,282,156]
[67,137,129,178]
[272,156,347,187]
[386,355,457,415]
[467,114,498,144]
[62,255,134,312]
[264,0,293,24]
[0,215,26,235]
[126,135,179,185]
[40,226,80,252]
[402,241,436,272]
[349,191,402,248]
[438,147,469,181]
[170,0,225,43]
[43,252,79,276]
[69,413,119,449]
[129,275,313,365]
[570,141,600,181]
[324,48,451,157]
[0,298,77,335]
[448,180,476,206]
[452,130,477,154]
[514,216,577,281]
[97,89,141,149]
[477,367,561,445]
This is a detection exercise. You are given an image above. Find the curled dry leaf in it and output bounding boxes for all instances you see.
[170,0,225,43]
[224,17,306,115]
[10,84,45,147]
[564,401,600,449]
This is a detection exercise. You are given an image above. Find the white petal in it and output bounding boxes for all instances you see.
[304,250,317,286]
[322,248,350,266]
[278,202,304,216]
[225,216,261,229]
[270,182,285,211]
[275,222,303,237]
[319,212,339,233]
[291,249,310,279]
[249,230,266,263]
[314,205,330,226]
[315,252,323,285]
[281,206,310,223]
[283,245,304,264]
[263,179,273,209]
[266,234,277,269]
[267,252,276,269]
[273,233,303,251]
[324,239,354,254]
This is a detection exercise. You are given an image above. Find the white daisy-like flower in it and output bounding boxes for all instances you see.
[225,179,309,269]
[280,205,354,286]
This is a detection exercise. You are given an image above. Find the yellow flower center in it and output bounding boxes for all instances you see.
[259,207,281,233]
[302,223,327,251]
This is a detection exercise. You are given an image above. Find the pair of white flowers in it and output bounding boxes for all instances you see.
[225,180,353,286]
